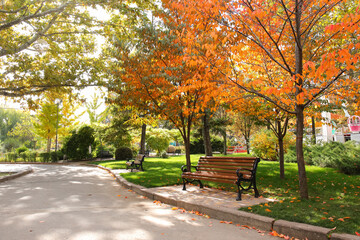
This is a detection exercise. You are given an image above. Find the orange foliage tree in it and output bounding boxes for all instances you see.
[108,18,220,170]
[163,0,360,198]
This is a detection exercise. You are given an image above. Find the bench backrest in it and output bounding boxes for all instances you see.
[134,154,145,164]
[197,156,260,179]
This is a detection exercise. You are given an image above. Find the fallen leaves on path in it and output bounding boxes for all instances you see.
[219,221,232,224]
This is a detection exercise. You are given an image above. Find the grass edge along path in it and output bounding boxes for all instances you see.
[89,154,360,235]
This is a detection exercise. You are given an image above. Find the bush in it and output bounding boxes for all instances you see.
[251,129,295,161]
[190,136,224,154]
[5,152,17,162]
[50,151,59,162]
[251,129,278,161]
[16,146,28,155]
[284,141,360,174]
[161,151,169,158]
[40,152,50,162]
[115,147,133,160]
[19,151,28,162]
[62,125,95,160]
[28,151,37,162]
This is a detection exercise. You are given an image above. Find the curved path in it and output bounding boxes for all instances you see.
[0,165,278,240]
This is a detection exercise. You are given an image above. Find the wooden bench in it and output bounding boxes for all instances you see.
[181,156,260,201]
[126,154,145,172]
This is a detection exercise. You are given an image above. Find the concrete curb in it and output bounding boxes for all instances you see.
[88,164,359,240]
[0,168,33,183]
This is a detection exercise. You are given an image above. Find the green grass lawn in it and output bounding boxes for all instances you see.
[90,154,360,235]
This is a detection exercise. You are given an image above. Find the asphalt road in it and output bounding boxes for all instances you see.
[0,164,279,240]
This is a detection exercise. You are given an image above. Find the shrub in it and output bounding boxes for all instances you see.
[161,151,169,158]
[5,152,17,162]
[284,141,360,174]
[251,129,278,161]
[62,125,95,160]
[190,136,224,154]
[40,152,50,162]
[16,146,28,155]
[28,151,37,162]
[50,151,59,162]
[19,151,28,162]
[251,129,295,161]
[115,147,133,160]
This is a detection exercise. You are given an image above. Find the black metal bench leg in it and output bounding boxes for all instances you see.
[253,180,259,198]
[236,189,242,201]
[182,178,187,191]
[199,180,204,188]
[236,182,242,201]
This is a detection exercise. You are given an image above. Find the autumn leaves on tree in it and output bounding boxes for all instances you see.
[111,0,360,199]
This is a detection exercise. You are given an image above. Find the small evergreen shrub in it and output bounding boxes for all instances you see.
[5,152,17,162]
[161,151,169,158]
[285,141,360,175]
[16,146,28,155]
[115,147,133,160]
[19,151,28,162]
[190,137,224,154]
[50,151,59,162]
[28,151,37,162]
[40,152,50,162]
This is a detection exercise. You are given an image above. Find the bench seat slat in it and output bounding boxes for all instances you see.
[200,157,257,161]
[199,158,256,163]
[197,165,249,171]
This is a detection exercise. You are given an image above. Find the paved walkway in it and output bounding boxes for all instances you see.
[0,164,278,240]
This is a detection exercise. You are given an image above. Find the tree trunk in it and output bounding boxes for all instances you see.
[278,134,285,179]
[311,116,316,144]
[47,138,51,153]
[276,120,285,179]
[184,135,192,172]
[202,111,212,156]
[223,131,227,155]
[140,124,146,154]
[296,105,309,199]
[245,138,250,154]
[295,0,308,199]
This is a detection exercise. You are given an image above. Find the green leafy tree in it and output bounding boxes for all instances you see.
[0,108,23,142]
[8,112,39,148]
[146,128,171,156]
[33,103,58,152]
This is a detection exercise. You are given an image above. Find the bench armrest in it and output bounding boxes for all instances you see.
[238,167,255,173]
[236,169,244,178]
[181,165,199,172]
